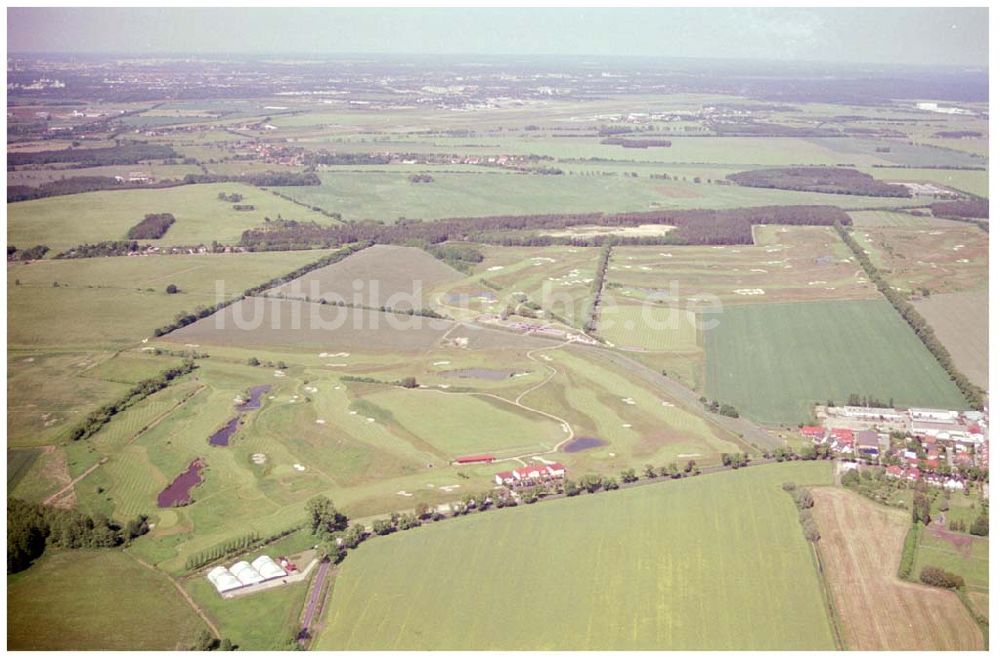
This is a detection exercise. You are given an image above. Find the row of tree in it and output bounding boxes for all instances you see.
[238,206,852,252]
[835,222,984,409]
[582,243,613,332]
[68,360,197,441]
[152,242,367,337]
[8,499,149,573]
[783,483,821,542]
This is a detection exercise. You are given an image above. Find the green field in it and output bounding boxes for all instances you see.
[7,550,207,650]
[7,250,324,349]
[184,577,308,650]
[7,183,331,253]
[597,301,700,351]
[318,461,836,650]
[704,299,968,424]
[913,529,989,594]
[275,170,918,222]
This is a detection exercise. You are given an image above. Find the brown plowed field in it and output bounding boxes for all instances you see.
[811,488,982,651]
[914,290,988,389]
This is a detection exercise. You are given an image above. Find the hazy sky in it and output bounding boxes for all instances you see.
[6,7,989,67]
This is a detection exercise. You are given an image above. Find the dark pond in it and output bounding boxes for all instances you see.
[440,368,526,381]
[157,459,204,508]
[236,384,272,411]
[562,437,607,453]
[208,417,241,447]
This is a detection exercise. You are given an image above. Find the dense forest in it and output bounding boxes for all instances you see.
[7,176,183,202]
[8,498,150,574]
[126,213,176,240]
[929,197,989,219]
[239,205,851,251]
[7,142,179,167]
[727,167,911,197]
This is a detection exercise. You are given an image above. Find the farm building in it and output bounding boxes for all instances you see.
[801,426,826,440]
[494,463,566,486]
[839,406,905,422]
[205,555,287,594]
[455,454,495,465]
[855,431,880,457]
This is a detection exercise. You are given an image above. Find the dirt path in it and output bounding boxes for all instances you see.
[123,551,221,639]
[43,457,108,506]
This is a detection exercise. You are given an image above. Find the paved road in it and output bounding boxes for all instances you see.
[299,559,332,646]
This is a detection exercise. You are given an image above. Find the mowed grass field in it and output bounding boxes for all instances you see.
[318,461,836,650]
[7,251,324,349]
[810,488,982,650]
[7,183,331,253]
[914,290,988,389]
[7,550,207,650]
[704,299,968,425]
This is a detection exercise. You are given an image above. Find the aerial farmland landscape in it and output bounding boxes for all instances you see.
[5,6,991,653]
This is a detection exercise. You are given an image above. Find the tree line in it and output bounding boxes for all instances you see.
[238,205,851,252]
[8,142,178,167]
[68,360,197,441]
[55,240,145,259]
[7,245,49,261]
[834,222,984,409]
[582,243,613,332]
[599,137,672,149]
[8,498,149,574]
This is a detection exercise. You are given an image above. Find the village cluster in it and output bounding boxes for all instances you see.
[803,405,989,491]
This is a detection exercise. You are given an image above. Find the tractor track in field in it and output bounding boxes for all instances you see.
[123,551,221,639]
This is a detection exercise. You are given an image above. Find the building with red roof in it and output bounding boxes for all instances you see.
[456,454,495,465]
[801,426,826,440]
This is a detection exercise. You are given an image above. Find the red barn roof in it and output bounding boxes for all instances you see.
[456,454,495,464]
[801,426,825,437]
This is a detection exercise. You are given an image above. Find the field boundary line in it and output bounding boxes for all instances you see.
[43,457,108,506]
[808,489,847,650]
[122,551,221,639]
[125,383,207,446]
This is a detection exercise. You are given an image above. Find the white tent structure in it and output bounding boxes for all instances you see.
[207,566,243,594]
[206,555,289,594]
[251,555,287,580]
[231,561,265,586]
